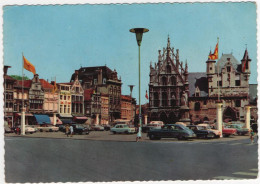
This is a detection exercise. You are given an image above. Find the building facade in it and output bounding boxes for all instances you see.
[188,49,252,123]
[101,93,109,124]
[121,95,133,121]
[148,36,189,123]
[4,66,16,127]
[57,83,72,122]
[71,66,122,123]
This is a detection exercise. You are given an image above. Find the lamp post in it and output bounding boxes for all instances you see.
[129,28,149,135]
[128,85,135,124]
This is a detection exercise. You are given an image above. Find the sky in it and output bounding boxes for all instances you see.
[3,2,257,104]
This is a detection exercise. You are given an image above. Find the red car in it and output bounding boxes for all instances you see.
[222,126,237,137]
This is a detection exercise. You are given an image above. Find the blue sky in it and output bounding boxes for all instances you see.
[3,3,257,104]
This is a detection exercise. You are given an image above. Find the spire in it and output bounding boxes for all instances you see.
[242,48,251,61]
[167,35,170,49]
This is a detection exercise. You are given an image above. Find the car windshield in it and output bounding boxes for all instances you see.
[197,126,206,130]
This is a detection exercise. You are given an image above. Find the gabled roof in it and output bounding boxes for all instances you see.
[84,89,94,101]
[242,49,251,61]
[57,82,73,86]
[216,54,239,73]
[39,79,54,89]
[15,80,32,88]
[188,72,208,97]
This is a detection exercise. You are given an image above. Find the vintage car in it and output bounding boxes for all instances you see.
[37,124,59,132]
[147,124,196,140]
[187,125,215,139]
[71,124,90,135]
[197,124,221,138]
[17,125,37,134]
[142,123,162,133]
[222,126,237,137]
[110,124,136,134]
[91,124,105,131]
[225,124,249,135]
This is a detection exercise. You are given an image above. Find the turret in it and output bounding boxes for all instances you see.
[241,48,251,74]
[206,50,216,75]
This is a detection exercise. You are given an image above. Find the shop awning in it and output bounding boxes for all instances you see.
[34,114,51,124]
[59,114,73,118]
[74,116,88,120]
[49,117,63,125]
[16,113,34,116]
[60,118,73,124]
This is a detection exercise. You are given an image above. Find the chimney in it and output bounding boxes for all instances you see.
[4,66,11,76]
[98,68,102,84]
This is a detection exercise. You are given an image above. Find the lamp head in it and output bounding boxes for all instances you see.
[129,28,149,46]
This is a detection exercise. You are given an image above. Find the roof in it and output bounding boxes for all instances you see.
[188,72,208,97]
[57,82,73,85]
[121,95,132,101]
[39,79,54,89]
[15,80,32,88]
[249,84,257,104]
[84,89,94,101]
[216,54,240,73]
[4,75,16,81]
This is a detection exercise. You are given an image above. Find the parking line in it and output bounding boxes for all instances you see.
[233,172,258,177]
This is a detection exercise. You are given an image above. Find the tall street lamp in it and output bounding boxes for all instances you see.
[129,28,149,135]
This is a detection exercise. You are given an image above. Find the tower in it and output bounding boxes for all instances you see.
[206,52,216,95]
[241,48,251,81]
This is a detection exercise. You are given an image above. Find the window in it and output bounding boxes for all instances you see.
[166,65,171,73]
[94,79,97,84]
[194,102,200,111]
[203,100,207,105]
[218,81,222,87]
[227,66,231,72]
[210,67,212,70]
[171,76,176,85]
[60,95,63,100]
[64,96,67,100]
[235,100,241,107]
[103,78,106,84]
[162,77,167,85]
[235,80,240,86]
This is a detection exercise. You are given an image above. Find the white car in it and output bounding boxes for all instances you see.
[18,125,37,134]
[110,124,136,134]
[37,124,59,132]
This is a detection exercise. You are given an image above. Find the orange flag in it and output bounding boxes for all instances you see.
[145,90,148,100]
[23,56,36,75]
[208,41,219,60]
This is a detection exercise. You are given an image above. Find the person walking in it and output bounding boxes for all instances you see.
[65,124,70,137]
[69,125,74,137]
[136,124,142,142]
[250,129,255,144]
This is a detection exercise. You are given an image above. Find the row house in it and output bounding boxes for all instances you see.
[70,70,86,123]
[101,93,109,124]
[56,83,72,123]
[4,66,16,127]
[71,66,122,123]
[121,95,135,122]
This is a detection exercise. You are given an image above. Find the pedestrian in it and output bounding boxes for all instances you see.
[65,124,70,137]
[70,125,74,137]
[250,129,255,144]
[136,124,142,142]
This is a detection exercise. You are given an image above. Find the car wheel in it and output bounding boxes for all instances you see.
[30,132,33,134]
[178,135,184,140]
[40,129,43,132]
[124,131,128,134]
[113,131,116,134]
[149,134,155,140]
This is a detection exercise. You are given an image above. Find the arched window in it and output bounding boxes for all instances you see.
[171,76,176,85]
[166,65,171,73]
[194,102,200,111]
[162,77,167,85]
[162,92,168,107]
[171,92,176,106]
[154,92,159,107]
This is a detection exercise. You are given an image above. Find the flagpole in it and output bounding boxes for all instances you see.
[21,53,25,135]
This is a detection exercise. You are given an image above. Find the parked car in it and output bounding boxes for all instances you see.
[58,125,66,132]
[147,124,196,140]
[142,123,162,133]
[102,124,111,131]
[197,124,221,138]
[71,124,89,135]
[187,125,215,139]
[17,125,37,134]
[110,124,136,134]
[91,124,105,131]
[222,126,237,137]
[37,124,59,132]
[225,124,249,135]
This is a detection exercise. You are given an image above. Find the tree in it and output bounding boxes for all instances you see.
[10,75,30,80]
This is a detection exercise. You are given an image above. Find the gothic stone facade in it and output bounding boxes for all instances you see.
[188,49,251,123]
[148,37,189,123]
